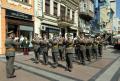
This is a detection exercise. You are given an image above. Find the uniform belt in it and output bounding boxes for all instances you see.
[6,48,15,52]
[53,45,58,47]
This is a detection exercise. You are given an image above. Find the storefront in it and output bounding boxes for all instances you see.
[6,9,34,49]
[41,23,60,39]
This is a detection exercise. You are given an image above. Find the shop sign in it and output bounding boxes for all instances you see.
[6,9,32,20]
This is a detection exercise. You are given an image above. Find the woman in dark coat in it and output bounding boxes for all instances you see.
[22,37,30,55]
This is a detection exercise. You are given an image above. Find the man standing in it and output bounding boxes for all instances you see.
[58,36,64,61]
[85,35,92,62]
[65,35,75,72]
[50,35,59,68]
[40,34,49,65]
[79,33,86,65]
[32,33,40,63]
[5,31,19,78]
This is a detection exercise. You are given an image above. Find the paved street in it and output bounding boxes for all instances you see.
[0,45,120,81]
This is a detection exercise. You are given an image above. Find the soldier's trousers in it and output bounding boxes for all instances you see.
[75,47,80,60]
[34,50,40,62]
[52,52,59,66]
[86,46,92,61]
[41,47,48,64]
[59,46,64,60]
[92,46,98,59]
[65,53,73,69]
[98,45,103,57]
[80,45,86,64]
[6,56,15,77]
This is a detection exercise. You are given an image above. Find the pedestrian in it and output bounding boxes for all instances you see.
[31,33,40,63]
[22,37,30,55]
[5,31,19,78]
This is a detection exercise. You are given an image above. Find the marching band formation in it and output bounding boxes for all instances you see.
[32,33,105,72]
[5,31,108,78]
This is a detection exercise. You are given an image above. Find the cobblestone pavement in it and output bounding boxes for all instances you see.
[0,45,120,81]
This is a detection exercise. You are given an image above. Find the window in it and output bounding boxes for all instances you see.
[45,0,50,15]
[72,11,74,22]
[21,0,29,3]
[13,0,29,3]
[67,8,70,19]
[54,2,58,16]
[60,5,66,20]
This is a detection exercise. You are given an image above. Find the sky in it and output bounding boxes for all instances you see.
[116,0,120,18]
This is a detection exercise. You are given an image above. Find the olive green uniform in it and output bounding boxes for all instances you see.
[58,37,64,60]
[65,38,75,71]
[86,38,92,62]
[5,38,18,78]
[40,39,49,65]
[51,38,59,67]
[32,36,40,63]
[79,37,86,65]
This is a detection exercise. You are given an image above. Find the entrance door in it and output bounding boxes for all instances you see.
[7,24,18,37]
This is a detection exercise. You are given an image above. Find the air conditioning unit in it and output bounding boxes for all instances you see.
[41,26,46,31]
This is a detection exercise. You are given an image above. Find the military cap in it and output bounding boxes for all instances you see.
[7,31,14,35]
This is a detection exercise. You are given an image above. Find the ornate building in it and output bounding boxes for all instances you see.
[34,0,79,38]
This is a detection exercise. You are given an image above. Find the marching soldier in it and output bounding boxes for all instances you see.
[79,33,86,65]
[40,34,49,65]
[85,35,92,62]
[98,36,103,57]
[5,31,19,78]
[92,36,99,59]
[50,36,59,68]
[65,36,75,72]
[32,33,41,63]
[58,36,64,61]
[74,36,81,61]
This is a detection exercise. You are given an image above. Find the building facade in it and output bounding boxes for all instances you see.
[0,0,34,55]
[79,0,94,34]
[34,0,79,39]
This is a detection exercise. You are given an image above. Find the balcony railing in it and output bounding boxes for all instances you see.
[57,16,74,27]
[58,16,74,24]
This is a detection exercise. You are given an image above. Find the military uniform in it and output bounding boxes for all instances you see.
[65,38,75,72]
[79,36,86,65]
[32,34,40,63]
[74,37,81,61]
[5,31,19,78]
[92,38,99,59]
[98,37,103,57]
[51,37,59,68]
[86,36,92,62]
[40,38,49,65]
[58,37,64,60]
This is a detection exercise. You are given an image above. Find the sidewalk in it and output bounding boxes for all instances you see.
[0,46,120,81]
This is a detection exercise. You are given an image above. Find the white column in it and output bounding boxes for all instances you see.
[50,0,53,15]
[34,17,41,34]
[58,3,60,16]
[0,1,2,49]
[70,9,72,20]
[43,0,45,13]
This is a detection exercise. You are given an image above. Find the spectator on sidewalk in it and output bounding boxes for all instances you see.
[22,37,30,55]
